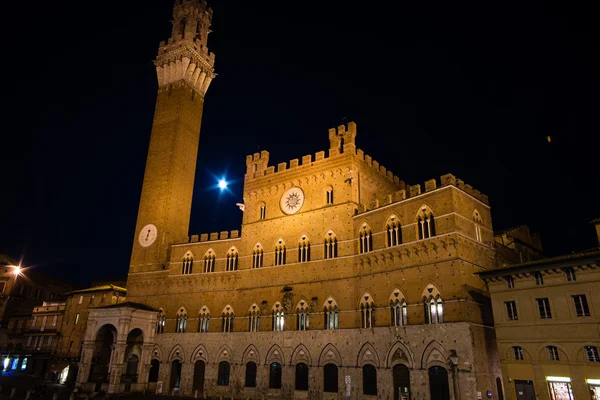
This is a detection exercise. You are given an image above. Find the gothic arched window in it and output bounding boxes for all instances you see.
[324,231,338,259]
[360,294,375,328]
[226,247,238,271]
[298,236,310,263]
[323,297,339,330]
[204,250,215,273]
[175,307,187,333]
[325,185,334,205]
[296,300,309,331]
[252,244,263,268]
[417,206,436,240]
[272,302,284,332]
[386,215,402,247]
[221,305,234,333]
[389,289,407,327]
[182,251,194,275]
[422,285,443,324]
[156,309,166,334]
[275,239,286,266]
[359,224,373,254]
[198,306,210,333]
[248,304,260,332]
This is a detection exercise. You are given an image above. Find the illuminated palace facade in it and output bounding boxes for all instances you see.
[76,1,503,399]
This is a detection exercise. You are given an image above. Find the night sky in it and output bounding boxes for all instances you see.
[1,0,598,286]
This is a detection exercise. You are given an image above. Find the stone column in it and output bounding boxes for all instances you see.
[157,361,170,394]
[409,368,429,400]
[76,343,95,386]
[107,342,127,394]
[180,361,194,396]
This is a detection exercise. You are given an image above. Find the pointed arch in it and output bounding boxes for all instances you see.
[242,344,260,364]
[252,243,264,268]
[291,344,312,366]
[359,292,375,328]
[203,248,216,273]
[182,251,194,275]
[265,344,285,365]
[318,343,343,367]
[216,344,233,363]
[416,205,436,239]
[156,309,166,334]
[386,341,415,369]
[295,299,310,331]
[221,305,234,333]
[248,303,261,332]
[385,214,402,247]
[226,246,239,271]
[357,342,380,367]
[421,340,449,369]
[298,234,311,263]
[389,288,408,327]
[324,230,338,259]
[358,222,373,253]
[151,344,163,361]
[168,344,185,362]
[198,306,210,333]
[274,238,286,266]
[175,307,188,333]
[191,344,209,363]
[272,302,285,331]
[422,284,444,324]
[323,296,340,330]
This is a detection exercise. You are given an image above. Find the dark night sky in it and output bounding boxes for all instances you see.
[1,0,598,287]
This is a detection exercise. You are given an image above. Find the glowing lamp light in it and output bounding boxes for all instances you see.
[218,179,228,190]
[12,266,21,276]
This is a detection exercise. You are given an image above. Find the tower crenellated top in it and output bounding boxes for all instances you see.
[329,122,357,156]
[154,0,216,96]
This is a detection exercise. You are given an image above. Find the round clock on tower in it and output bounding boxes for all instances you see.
[280,187,305,215]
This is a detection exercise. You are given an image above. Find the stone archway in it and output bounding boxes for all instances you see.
[88,324,117,390]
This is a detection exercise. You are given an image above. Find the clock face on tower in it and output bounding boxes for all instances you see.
[138,224,158,247]
[280,187,305,215]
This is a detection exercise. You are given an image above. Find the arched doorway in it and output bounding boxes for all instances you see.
[170,360,182,393]
[88,324,117,390]
[393,364,411,400]
[428,366,450,400]
[149,359,160,383]
[192,360,205,394]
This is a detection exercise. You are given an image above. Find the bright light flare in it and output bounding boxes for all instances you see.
[12,266,21,276]
[218,179,228,190]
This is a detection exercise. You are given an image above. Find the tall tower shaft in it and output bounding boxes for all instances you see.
[129,0,216,274]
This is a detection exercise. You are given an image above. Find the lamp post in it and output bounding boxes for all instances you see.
[448,350,461,400]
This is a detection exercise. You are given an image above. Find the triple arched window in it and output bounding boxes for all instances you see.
[198,306,210,333]
[175,308,187,333]
[298,236,310,263]
[226,248,238,271]
[204,250,215,273]
[324,297,339,330]
[182,252,194,275]
[417,206,436,240]
[248,304,260,332]
[222,306,234,332]
[359,224,373,254]
[324,231,338,259]
[252,244,263,268]
[272,302,284,331]
[360,294,375,328]
[389,290,407,327]
[422,285,443,324]
[386,216,402,247]
[296,300,310,331]
[275,239,286,266]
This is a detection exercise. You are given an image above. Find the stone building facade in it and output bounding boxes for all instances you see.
[76,1,504,399]
[479,248,600,400]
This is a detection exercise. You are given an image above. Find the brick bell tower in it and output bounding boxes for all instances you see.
[129,0,216,273]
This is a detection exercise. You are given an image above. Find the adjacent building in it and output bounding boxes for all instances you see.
[479,221,600,400]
